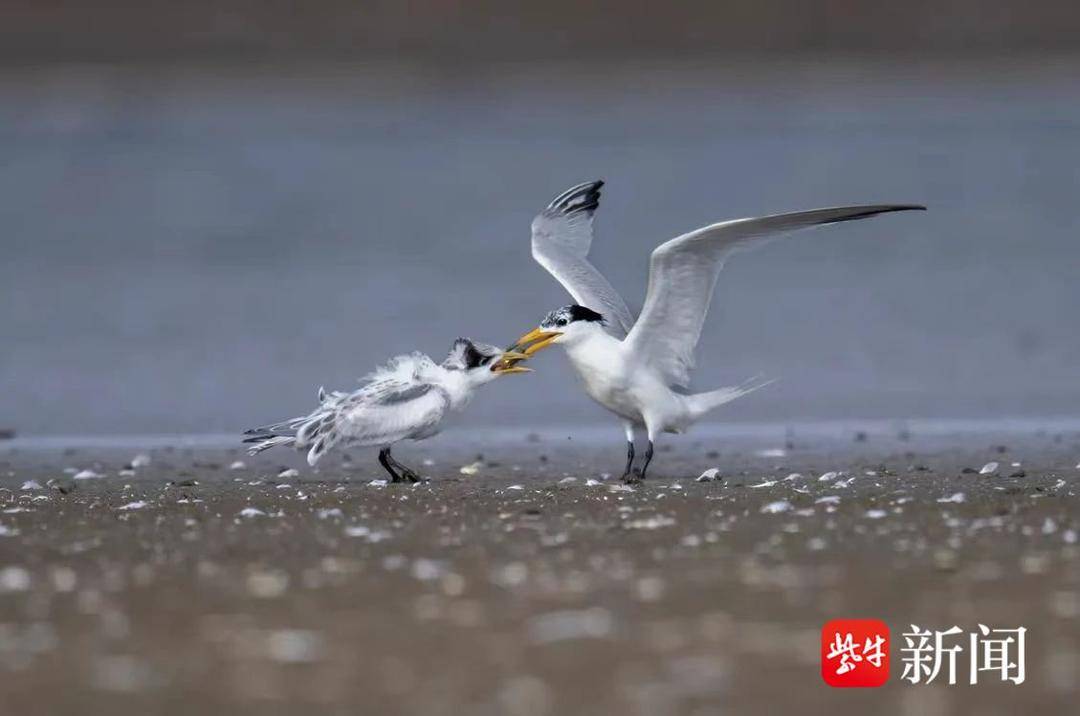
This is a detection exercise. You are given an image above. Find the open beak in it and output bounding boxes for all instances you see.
[490,350,532,374]
[511,328,563,356]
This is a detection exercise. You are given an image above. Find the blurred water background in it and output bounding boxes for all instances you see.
[1,2,1079,435]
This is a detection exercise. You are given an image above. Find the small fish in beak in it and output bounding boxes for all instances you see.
[489,350,532,374]
[511,327,564,356]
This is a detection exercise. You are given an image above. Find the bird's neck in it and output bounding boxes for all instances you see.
[435,368,475,410]
[563,329,624,372]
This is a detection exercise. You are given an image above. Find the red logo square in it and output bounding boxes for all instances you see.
[821,619,890,687]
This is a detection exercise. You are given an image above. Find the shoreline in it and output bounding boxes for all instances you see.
[1,429,1078,711]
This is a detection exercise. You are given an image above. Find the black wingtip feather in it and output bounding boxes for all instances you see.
[547,180,604,216]
[819,204,927,225]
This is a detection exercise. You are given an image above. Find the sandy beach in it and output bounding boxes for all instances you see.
[1,422,1077,714]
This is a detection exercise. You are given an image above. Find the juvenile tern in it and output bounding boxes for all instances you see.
[244,339,529,482]
[504,181,924,481]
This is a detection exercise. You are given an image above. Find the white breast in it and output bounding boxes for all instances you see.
[564,333,692,432]
[564,337,644,423]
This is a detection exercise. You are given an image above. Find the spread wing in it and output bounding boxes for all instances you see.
[531,181,635,337]
[624,204,926,388]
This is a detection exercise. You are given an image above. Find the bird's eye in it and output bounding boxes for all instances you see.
[556,318,567,326]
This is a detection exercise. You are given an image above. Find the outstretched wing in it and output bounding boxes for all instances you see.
[625,204,926,388]
[531,180,635,337]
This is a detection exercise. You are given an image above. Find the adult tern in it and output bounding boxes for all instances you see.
[244,339,529,482]
[502,181,924,482]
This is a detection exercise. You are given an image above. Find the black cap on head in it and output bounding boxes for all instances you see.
[541,305,605,328]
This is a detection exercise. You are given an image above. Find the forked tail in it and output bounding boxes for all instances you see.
[685,375,776,420]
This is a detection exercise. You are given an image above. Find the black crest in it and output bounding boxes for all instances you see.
[541,305,605,329]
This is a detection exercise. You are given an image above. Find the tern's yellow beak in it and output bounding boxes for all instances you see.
[512,327,563,356]
[490,350,533,374]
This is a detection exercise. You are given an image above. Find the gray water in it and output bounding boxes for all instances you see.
[2,61,1078,435]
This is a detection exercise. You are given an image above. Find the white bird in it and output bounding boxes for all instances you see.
[504,181,924,482]
[244,339,529,482]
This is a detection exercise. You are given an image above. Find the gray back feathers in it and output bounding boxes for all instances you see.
[243,352,452,465]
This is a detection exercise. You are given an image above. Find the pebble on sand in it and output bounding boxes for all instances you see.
[527,607,613,644]
[634,576,666,602]
[624,515,677,530]
[246,570,289,598]
[761,500,793,514]
[344,525,390,542]
[457,460,484,475]
[937,492,966,504]
[266,629,324,663]
[0,566,31,592]
[979,461,999,475]
[696,468,721,482]
[73,469,104,480]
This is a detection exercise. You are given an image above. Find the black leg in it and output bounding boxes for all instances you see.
[378,447,402,482]
[637,441,655,481]
[620,440,635,482]
[385,448,422,483]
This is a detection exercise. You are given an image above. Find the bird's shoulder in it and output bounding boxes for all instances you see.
[366,380,441,406]
[351,352,450,408]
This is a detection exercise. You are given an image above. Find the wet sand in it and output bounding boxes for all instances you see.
[1,424,1079,714]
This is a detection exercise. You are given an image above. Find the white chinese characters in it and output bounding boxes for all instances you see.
[900,624,1025,685]
[826,631,887,675]
[969,624,1025,685]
